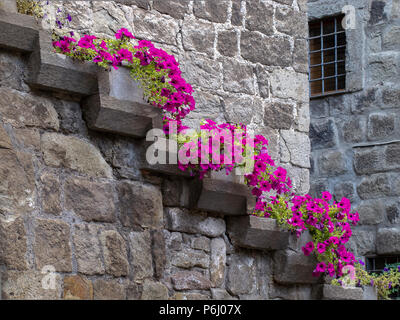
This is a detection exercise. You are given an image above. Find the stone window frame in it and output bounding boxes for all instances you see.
[308,0,366,97]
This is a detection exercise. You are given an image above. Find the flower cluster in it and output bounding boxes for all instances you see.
[53,29,195,125]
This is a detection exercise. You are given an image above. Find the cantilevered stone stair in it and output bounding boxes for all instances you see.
[0,9,377,300]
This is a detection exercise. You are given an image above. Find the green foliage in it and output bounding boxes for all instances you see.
[16,0,43,18]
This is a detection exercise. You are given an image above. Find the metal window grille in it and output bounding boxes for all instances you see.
[308,15,346,98]
[366,256,400,300]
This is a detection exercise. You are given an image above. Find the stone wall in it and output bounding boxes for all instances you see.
[308,0,400,260]
[0,0,318,300]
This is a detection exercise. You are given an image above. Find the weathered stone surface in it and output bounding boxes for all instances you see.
[0,51,27,91]
[333,181,356,203]
[231,0,243,26]
[0,123,12,149]
[296,103,310,133]
[0,11,38,52]
[269,284,313,300]
[270,69,308,102]
[83,68,162,138]
[129,230,153,281]
[210,238,226,287]
[153,0,189,19]
[281,130,311,168]
[309,179,329,199]
[357,173,391,200]
[309,99,329,119]
[53,99,86,135]
[93,279,126,300]
[141,280,169,300]
[165,208,226,238]
[273,250,319,285]
[41,133,113,178]
[367,113,396,141]
[73,224,105,275]
[217,30,238,57]
[211,288,237,300]
[224,95,263,124]
[171,271,211,291]
[0,149,35,214]
[63,275,93,300]
[183,52,222,90]
[245,0,274,35]
[377,228,400,254]
[151,229,166,279]
[346,228,376,256]
[0,215,27,270]
[322,285,363,300]
[355,200,384,225]
[264,102,294,130]
[117,181,163,229]
[362,286,378,300]
[310,119,337,150]
[171,248,209,269]
[131,9,179,46]
[0,88,59,130]
[34,219,72,272]
[14,128,40,151]
[353,146,385,175]
[382,87,400,109]
[342,117,365,143]
[1,270,62,300]
[40,172,61,215]
[100,230,129,277]
[385,143,400,170]
[281,164,310,195]
[191,236,211,252]
[318,150,347,177]
[182,18,215,56]
[241,32,291,67]
[223,59,254,94]
[193,0,229,23]
[227,254,256,295]
[65,177,116,223]
[275,7,308,38]
[255,65,270,98]
[172,292,210,300]
[383,25,400,50]
[293,39,308,73]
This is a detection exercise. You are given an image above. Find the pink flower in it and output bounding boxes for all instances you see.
[315,262,326,273]
[321,191,332,201]
[115,28,135,40]
[317,243,326,254]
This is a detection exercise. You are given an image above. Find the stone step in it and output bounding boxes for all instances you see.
[273,249,320,285]
[27,30,99,96]
[227,216,290,251]
[322,284,364,300]
[188,170,254,216]
[0,10,39,52]
[82,67,163,138]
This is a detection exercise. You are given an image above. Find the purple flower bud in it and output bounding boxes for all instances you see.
[67,14,72,22]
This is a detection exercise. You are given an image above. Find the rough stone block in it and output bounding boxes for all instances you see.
[153,0,190,19]
[377,228,400,254]
[362,286,378,300]
[65,177,116,223]
[227,216,290,251]
[93,279,126,300]
[27,30,98,95]
[189,171,251,216]
[193,0,229,23]
[353,146,385,175]
[270,68,309,102]
[141,280,169,300]
[241,31,291,67]
[0,11,38,52]
[356,200,384,225]
[182,18,215,56]
[245,0,274,35]
[117,180,163,229]
[41,132,113,178]
[63,275,93,300]
[367,113,396,141]
[227,254,256,295]
[217,30,238,57]
[34,219,72,272]
[273,250,319,285]
[83,68,162,138]
[171,271,211,291]
[171,247,209,269]
[264,102,294,130]
[165,208,226,238]
[322,285,363,300]
[310,119,337,150]
[357,173,391,200]
[129,230,153,281]
[318,150,347,177]
[223,59,254,94]
[210,238,226,287]
[100,230,129,277]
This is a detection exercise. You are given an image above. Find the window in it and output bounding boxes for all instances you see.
[366,256,400,300]
[308,15,346,98]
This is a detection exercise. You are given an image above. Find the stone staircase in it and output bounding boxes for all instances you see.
[0,8,377,300]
